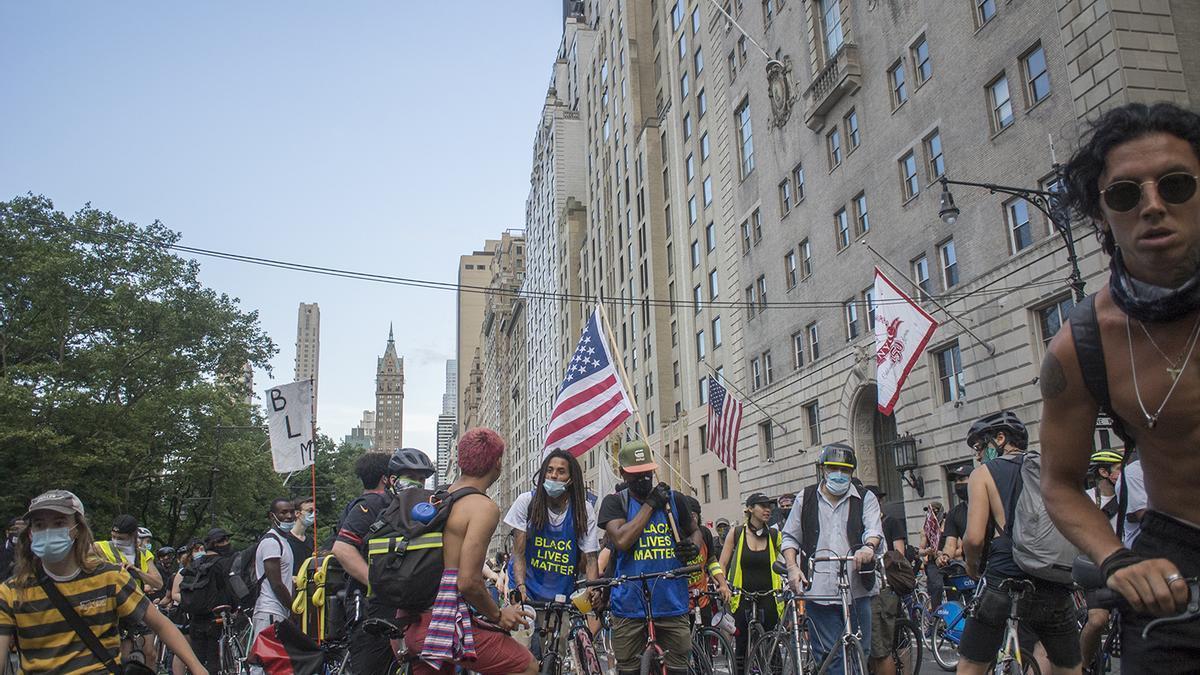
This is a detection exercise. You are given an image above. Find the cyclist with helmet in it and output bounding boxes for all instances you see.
[332,448,436,673]
[95,514,163,664]
[780,443,884,674]
[958,411,1082,674]
[1085,450,1124,528]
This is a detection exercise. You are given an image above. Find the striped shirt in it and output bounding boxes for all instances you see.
[0,563,150,673]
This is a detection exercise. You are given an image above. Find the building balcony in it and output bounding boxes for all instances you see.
[802,43,862,131]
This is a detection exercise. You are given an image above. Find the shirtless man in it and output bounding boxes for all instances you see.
[1042,102,1200,671]
[401,428,539,675]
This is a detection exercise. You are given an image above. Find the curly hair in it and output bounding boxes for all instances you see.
[527,449,588,542]
[354,451,391,489]
[1063,102,1200,255]
[457,427,505,477]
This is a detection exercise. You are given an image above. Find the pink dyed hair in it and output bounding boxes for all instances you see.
[457,428,505,477]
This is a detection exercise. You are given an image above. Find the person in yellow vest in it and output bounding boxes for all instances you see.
[718,493,784,672]
[94,514,163,665]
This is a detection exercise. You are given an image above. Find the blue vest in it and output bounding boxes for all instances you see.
[520,496,580,602]
[612,491,690,619]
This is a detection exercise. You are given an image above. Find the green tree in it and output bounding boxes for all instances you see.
[0,195,281,544]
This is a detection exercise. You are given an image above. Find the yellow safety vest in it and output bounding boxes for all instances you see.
[728,525,784,616]
[95,541,155,589]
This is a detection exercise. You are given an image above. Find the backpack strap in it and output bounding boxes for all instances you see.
[848,491,864,549]
[38,576,122,675]
[799,485,819,567]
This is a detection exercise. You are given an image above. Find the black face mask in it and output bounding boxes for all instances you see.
[954,483,970,502]
[628,474,654,499]
[1110,248,1200,323]
[212,543,232,556]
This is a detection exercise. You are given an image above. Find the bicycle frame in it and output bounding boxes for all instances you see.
[993,578,1035,671]
[804,552,869,674]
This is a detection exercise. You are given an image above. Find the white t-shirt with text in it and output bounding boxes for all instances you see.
[503,491,602,553]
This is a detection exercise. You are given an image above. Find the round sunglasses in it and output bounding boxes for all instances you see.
[1101,172,1198,212]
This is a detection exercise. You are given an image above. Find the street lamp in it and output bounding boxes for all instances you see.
[890,433,925,497]
[936,170,1086,302]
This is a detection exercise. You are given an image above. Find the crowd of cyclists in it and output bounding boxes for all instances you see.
[2,101,1200,674]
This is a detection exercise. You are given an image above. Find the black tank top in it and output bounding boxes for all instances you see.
[984,454,1026,579]
[739,532,773,592]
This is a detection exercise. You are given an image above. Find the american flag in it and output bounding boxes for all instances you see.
[706,378,743,470]
[542,308,634,458]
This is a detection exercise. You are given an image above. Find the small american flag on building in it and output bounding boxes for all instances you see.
[706,378,743,470]
[542,307,635,458]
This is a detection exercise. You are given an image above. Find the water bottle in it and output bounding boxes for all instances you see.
[411,501,436,524]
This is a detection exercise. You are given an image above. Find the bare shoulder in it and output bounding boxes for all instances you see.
[453,493,499,521]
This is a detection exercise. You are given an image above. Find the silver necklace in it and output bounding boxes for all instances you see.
[1138,319,1193,380]
[1126,313,1200,428]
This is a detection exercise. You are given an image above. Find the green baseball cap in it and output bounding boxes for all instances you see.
[618,440,658,473]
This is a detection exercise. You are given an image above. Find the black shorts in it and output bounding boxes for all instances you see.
[957,576,1081,667]
[1122,511,1200,673]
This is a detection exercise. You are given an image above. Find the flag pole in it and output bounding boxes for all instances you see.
[309,378,318,560]
[595,301,694,495]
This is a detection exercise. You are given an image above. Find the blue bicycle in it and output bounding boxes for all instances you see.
[916,561,975,671]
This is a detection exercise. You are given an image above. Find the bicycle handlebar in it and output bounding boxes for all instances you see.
[1072,554,1200,638]
[578,564,702,588]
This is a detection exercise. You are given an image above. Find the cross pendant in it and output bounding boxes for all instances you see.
[1168,366,1184,381]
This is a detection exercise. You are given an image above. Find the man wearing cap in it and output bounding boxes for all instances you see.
[598,440,702,675]
[183,528,237,669]
[769,492,795,528]
[780,443,884,675]
[95,514,163,664]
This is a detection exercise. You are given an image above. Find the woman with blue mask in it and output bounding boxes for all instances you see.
[0,490,207,674]
[502,449,601,658]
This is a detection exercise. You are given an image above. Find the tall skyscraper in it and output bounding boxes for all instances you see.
[375,324,404,452]
[294,303,320,415]
[442,360,458,416]
[436,360,458,483]
[456,244,498,435]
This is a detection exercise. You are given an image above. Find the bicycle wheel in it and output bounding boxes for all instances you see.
[748,632,795,675]
[842,635,867,675]
[690,627,735,675]
[892,619,923,675]
[571,628,605,675]
[928,616,959,671]
[539,651,560,675]
[992,656,1041,675]
[640,645,665,675]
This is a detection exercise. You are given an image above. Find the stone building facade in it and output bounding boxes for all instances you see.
[374,326,404,452]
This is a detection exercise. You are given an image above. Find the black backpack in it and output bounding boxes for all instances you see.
[366,486,481,610]
[228,531,286,610]
[178,555,230,617]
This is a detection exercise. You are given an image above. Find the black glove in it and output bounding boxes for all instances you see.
[675,539,700,563]
[645,482,672,510]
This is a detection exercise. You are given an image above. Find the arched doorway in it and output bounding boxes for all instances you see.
[849,384,904,501]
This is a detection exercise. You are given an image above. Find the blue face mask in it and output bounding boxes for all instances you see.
[825,472,852,496]
[31,527,75,563]
[302,512,315,527]
[544,479,569,498]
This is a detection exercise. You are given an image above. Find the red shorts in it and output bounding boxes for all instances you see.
[402,611,533,675]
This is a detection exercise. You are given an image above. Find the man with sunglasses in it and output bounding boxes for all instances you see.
[1042,102,1200,671]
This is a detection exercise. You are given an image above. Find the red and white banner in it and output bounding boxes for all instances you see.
[873,267,938,415]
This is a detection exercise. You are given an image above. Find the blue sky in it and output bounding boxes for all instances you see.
[1,3,563,453]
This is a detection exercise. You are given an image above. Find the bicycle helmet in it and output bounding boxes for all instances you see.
[966,411,1028,450]
[1089,450,1124,466]
[157,546,176,557]
[137,526,152,540]
[817,443,857,470]
[387,447,436,479]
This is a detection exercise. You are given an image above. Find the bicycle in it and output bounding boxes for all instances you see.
[688,588,737,675]
[313,616,416,675]
[800,551,871,675]
[580,564,700,675]
[736,587,782,671]
[746,562,817,675]
[525,590,603,675]
[987,578,1039,675]
[921,561,975,671]
[212,605,252,675]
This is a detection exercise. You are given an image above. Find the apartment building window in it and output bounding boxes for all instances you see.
[924,130,945,181]
[763,351,774,384]
[756,274,768,312]
[793,163,806,202]
[738,35,748,65]
[854,192,869,235]
[792,332,805,369]
[703,176,713,206]
[741,220,752,254]
[678,32,688,61]
[699,376,709,404]
[1037,296,1075,350]
[709,269,720,298]
[745,285,757,318]
[701,132,711,161]
[900,151,920,200]
[671,2,683,30]
[684,112,693,139]
[719,468,729,499]
[976,0,996,26]
[706,222,716,251]
[702,473,711,503]
[800,238,813,278]
[693,283,703,312]
[698,89,708,118]
[784,250,798,289]
[672,319,678,345]
[779,179,793,215]
[752,209,763,243]
[845,298,860,340]
[689,196,698,224]
[820,0,843,58]
[804,400,822,444]
[673,360,681,387]
[845,109,860,150]
[889,61,908,107]
[1006,198,1034,253]
[940,239,959,288]
[728,50,738,80]
[827,127,843,169]
[935,341,966,402]
[697,329,707,360]
[835,207,850,250]
[760,421,774,460]
[712,316,723,347]
[737,98,755,178]
[681,72,690,99]
[988,74,1014,132]
[687,153,695,182]
[751,357,762,389]
[913,35,931,84]
[699,423,707,454]
[1023,44,1051,104]
[762,0,775,25]
[669,281,677,313]
[695,47,705,75]
[807,322,820,361]
[693,5,702,32]
[912,254,932,300]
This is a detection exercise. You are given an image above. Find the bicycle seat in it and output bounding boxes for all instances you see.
[211,605,233,615]
[361,617,406,638]
[997,578,1035,594]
